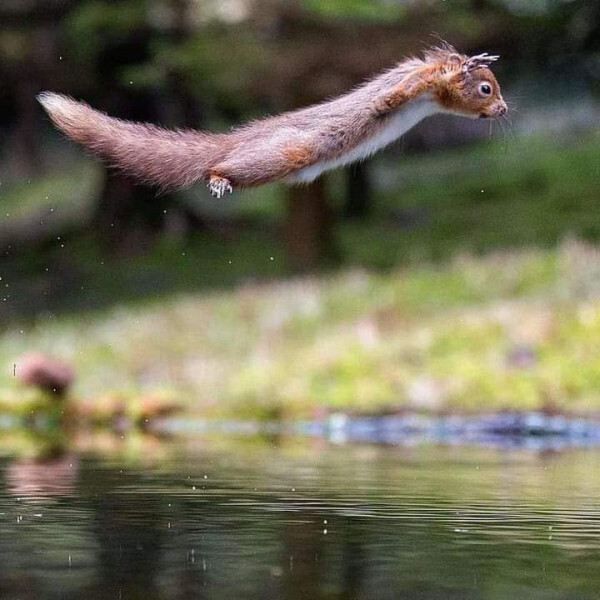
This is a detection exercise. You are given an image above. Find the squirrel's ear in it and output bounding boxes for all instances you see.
[462,52,500,74]
[448,53,462,65]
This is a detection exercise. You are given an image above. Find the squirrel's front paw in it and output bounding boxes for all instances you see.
[371,96,393,117]
[371,90,411,117]
[208,175,233,199]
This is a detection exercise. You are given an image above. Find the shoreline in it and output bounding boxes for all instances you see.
[160,411,600,450]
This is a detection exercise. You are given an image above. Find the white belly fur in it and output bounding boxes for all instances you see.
[287,97,439,184]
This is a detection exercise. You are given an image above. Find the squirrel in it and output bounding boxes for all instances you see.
[38,44,506,199]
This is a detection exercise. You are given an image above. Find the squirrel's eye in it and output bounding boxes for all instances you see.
[479,83,492,96]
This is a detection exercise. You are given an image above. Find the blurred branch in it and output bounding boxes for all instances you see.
[0,0,76,27]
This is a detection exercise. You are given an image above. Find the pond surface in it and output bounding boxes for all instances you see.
[1,432,600,599]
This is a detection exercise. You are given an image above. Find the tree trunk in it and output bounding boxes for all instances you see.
[90,3,206,252]
[94,173,169,254]
[10,24,57,178]
[11,80,41,179]
[344,162,372,220]
[281,517,322,600]
[284,177,334,271]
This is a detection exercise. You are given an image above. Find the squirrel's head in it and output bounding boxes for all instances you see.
[433,52,507,120]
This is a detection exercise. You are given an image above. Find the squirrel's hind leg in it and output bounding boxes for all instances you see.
[208,174,233,199]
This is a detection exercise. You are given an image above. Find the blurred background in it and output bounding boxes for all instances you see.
[1,0,600,422]
[3,3,600,598]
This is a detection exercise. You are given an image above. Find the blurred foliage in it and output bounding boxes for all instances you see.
[33,0,598,125]
[342,133,600,267]
[4,232,600,420]
[305,0,407,22]
[156,34,271,116]
[65,0,149,64]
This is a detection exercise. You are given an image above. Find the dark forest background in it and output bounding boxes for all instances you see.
[1,0,600,417]
[1,0,599,291]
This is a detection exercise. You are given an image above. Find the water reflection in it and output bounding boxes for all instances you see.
[2,432,600,599]
[5,453,79,499]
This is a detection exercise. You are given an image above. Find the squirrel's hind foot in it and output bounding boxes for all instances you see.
[208,175,233,199]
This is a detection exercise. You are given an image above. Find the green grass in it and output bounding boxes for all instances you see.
[0,240,599,419]
[339,133,600,267]
[1,132,600,419]
[0,163,98,228]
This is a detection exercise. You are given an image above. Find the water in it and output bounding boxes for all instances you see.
[1,432,600,599]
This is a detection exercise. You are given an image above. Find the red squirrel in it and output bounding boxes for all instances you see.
[38,45,506,198]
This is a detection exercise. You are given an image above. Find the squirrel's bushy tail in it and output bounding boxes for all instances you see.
[38,93,227,191]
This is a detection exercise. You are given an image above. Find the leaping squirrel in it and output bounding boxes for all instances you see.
[39,44,506,198]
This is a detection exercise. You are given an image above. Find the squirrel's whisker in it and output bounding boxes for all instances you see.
[499,114,517,144]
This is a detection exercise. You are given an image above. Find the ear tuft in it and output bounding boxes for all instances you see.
[462,53,500,74]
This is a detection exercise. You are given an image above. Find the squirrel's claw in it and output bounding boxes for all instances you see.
[208,176,233,199]
[462,52,500,74]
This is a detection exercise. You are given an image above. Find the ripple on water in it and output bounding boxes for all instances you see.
[2,439,600,598]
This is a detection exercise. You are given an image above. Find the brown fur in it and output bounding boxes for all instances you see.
[435,67,502,117]
[38,44,505,195]
[281,145,314,170]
